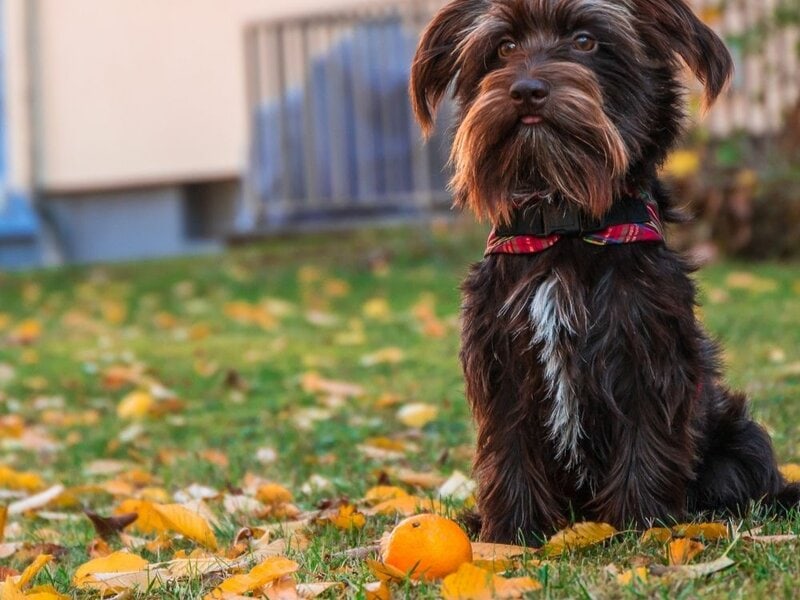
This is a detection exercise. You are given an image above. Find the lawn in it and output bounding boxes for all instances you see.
[1,222,799,599]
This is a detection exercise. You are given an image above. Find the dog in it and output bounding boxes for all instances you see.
[410,0,800,544]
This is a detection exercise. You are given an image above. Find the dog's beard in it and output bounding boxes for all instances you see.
[450,63,629,226]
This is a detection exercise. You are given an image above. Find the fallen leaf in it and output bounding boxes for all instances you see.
[204,557,299,598]
[364,581,390,600]
[617,566,648,585]
[116,391,155,420]
[8,486,65,515]
[85,511,138,540]
[366,496,443,517]
[0,506,6,542]
[470,543,532,561]
[744,534,799,544]
[296,582,343,598]
[673,523,728,541]
[652,555,735,579]
[366,559,408,583]
[641,527,673,543]
[0,466,45,492]
[326,505,366,530]
[780,464,800,483]
[725,272,777,294]
[396,403,438,428]
[441,562,541,599]
[360,348,405,367]
[73,551,150,587]
[116,500,218,549]
[389,468,446,489]
[363,486,409,505]
[16,554,53,588]
[438,471,477,502]
[668,538,705,565]
[542,522,617,555]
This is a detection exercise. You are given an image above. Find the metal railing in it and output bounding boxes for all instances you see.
[241,0,799,232]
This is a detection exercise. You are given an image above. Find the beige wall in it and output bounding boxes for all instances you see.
[20,0,420,192]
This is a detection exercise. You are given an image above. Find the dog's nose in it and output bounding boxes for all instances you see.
[509,78,551,108]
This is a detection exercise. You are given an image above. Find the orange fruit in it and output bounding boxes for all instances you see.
[381,514,473,581]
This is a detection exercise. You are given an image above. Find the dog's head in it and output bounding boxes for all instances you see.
[410,0,733,225]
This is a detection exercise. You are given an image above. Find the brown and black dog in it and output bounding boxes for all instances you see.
[410,0,800,544]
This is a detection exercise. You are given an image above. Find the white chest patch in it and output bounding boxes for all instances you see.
[529,276,587,476]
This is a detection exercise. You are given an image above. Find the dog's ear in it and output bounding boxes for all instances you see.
[635,0,733,106]
[410,0,486,136]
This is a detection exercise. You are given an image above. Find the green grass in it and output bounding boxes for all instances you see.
[1,223,799,598]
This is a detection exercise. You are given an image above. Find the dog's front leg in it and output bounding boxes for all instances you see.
[588,403,695,529]
[472,413,564,544]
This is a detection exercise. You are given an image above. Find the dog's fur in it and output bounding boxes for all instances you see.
[410,0,800,543]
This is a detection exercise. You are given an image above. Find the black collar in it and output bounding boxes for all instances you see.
[496,191,655,238]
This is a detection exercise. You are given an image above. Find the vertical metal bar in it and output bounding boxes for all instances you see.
[406,4,434,211]
[241,25,262,228]
[351,14,377,203]
[301,24,319,211]
[275,25,294,211]
[325,20,349,205]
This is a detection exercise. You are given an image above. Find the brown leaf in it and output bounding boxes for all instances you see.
[744,534,799,544]
[85,510,138,540]
[470,543,533,561]
[651,555,735,579]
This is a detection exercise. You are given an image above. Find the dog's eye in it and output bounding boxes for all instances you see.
[572,33,597,52]
[498,40,517,58]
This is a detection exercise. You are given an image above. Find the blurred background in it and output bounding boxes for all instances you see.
[0,0,798,269]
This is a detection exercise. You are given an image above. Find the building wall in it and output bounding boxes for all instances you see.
[24,0,422,193]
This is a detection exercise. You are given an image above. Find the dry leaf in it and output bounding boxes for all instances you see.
[438,472,477,502]
[780,464,800,483]
[366,560,408,583]
[668,538,705,565]
[363,486,409,505]
[73,551,150,588]
[470,543,532,561]
[85,511,138,540]
[388,468,445,489]
[542,522,617,555]
[364,581,390,600]
[641,527,673,543]
[8,486,65,516]
[205,557,299,599]
[256,484,294,506]
[0,506,6,543]
[396,404,438,428]
[16,554,53,588]
[116,391,155,419]
[326,505,366,530]
[653,556,735,579]
[617,566,648,585]
[115,500,218,549]
[441,563,541,600]
[0,467,45,492]
[673,523,728,541]
[366,496,443,517]
[744,534,799,544]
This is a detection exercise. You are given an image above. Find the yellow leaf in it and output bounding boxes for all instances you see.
[362,298,391,320]
[661,150,700,180]
[8,319,42,344]
[1,579,25,600]
[441,563,542,600]
[366,560,408,583]
[641,527,673,543]
[396,403,439,428]
[256,484,294,506]
[541,522,617,555]
[116,391,155,420]
[389,468,446,489]
[363,486,409,505]
[493,575,542,598]
[23,584,70,600]
[673,523,728,541]
[617,566,648,585]
[0,466,45,492]
[364,580,391,600]
[470,543,531,561]
[780,464,800,483]
[441,563,496,600]
[16,555,52,589]
[327,505,365,530]
[205,557,299,598]
[73,552,150,587]
[367,496,443,517]
[668,538,705,565]
[115,501,218,549]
